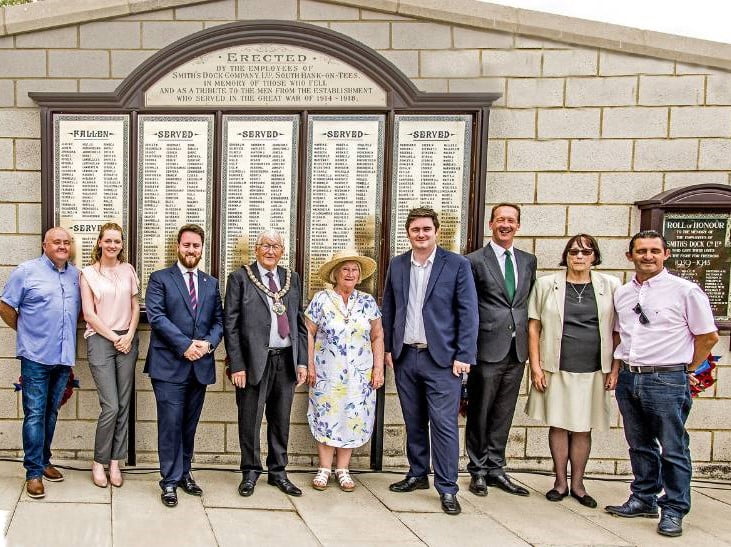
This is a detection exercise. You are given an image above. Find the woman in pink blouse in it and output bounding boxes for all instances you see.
[80,223,140,488]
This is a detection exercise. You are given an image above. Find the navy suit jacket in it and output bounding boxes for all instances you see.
[144,264,224,385]
[381,246,478,368]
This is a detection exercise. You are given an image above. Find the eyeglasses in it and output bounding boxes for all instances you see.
[633,303,650,325]
[568,249,594,256]
[257,243,283,252]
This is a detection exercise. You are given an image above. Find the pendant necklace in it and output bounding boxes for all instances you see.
[568,281,589,304]
[243,265,291,315]
[328,290,358,323]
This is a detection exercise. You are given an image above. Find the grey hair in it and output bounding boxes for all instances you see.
[255,230,284,246]
[44,226,72,243]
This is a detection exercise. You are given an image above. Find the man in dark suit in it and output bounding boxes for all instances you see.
[382,207,478,516]
[144,224,224,507]
[224,230,307,498]
[465,203,537,497]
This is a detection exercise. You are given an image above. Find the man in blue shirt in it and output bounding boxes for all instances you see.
[0,227,81,499]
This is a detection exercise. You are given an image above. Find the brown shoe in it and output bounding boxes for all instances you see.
[26,478,45,498]
[43,465,64,482]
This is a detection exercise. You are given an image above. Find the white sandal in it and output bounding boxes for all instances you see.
[312,468,331,490]
[334,469,355,492]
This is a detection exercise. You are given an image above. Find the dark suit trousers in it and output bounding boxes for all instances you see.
[236,349,295,480]
[466,341,524,478]
[395,346,461,495]
[152,368,207,489]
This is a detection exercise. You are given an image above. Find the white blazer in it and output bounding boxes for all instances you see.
[527,270,620,373]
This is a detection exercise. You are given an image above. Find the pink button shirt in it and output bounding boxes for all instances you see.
[81,262,139,338]
[613,269,717,366]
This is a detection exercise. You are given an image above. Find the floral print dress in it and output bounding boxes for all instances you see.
[305,289,381,448]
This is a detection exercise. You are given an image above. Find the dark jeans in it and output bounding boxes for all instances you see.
[20,358,71,480]
[615,368,693,517]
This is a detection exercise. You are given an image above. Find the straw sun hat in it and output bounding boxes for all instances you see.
[318,249,377,285]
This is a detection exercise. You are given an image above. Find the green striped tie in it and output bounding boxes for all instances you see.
[504,249,516,302]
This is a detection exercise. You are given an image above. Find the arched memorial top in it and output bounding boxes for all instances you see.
[31,20,499,110]
[636,184,731,210]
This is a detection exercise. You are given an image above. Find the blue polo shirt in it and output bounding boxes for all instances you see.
[1,254,80,366]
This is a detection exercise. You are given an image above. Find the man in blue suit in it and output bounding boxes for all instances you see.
[382,207,478,515]
[144,224,224,507]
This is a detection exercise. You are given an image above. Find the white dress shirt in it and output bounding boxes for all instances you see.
[404,246,437,346]
[489,239,518,291]
[177,261,199,297]
[256,261,291,348]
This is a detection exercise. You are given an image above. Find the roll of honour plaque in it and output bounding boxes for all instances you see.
[137,115,214,301]
[663,213,731,321]
[391,115,473,256]
[304,115,385,299]
[220,115,299,292]
[53,114,129,265]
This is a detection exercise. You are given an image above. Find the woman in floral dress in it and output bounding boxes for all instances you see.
[306,249,384,492]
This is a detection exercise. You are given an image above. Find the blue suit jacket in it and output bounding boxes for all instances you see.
[381,246,478,368]
[143,264,224,384]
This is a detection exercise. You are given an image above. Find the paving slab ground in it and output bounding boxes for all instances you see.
[0,462,730,546]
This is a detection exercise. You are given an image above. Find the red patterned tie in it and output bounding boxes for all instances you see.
[266,271,290,338]
[188,271,197,311]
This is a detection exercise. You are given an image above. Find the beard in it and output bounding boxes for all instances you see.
[178,250,202,269]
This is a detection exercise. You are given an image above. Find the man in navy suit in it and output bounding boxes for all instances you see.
[382,207,478,515]
[144,224,224,507]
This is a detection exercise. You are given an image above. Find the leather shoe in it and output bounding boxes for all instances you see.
[238,478,256,497]
[486,475,529,496]
[178,474,203,496]
[469,475,488,497]
[26,478,45,499]
[43,465,64,482]
[570,491,597,508]
[545,488,569,502]
[267,476,302,497]
[658,513,683,537]
[161,486,177,507]
[440,493,461,515]
[604,496,658,518]
[389,476,429,492]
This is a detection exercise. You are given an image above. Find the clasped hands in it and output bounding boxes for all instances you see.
[113,333,134,354]
[184,340,210,361]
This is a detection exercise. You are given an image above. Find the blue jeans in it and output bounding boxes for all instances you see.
[20,358,71,480]
[615,368,692,517]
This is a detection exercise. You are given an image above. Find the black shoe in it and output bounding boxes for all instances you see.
[267,476,302,497]
[178,474,203,496]
[161,486,178,507]
[238,478,256,497]
[658,513,683,537]
[440,493,461,515]
[545,488,569,502]
[570,490,597,508]
[469,476,488,497]
[604,497,659,518]
[389,476,430,492]
[486,475,529,496]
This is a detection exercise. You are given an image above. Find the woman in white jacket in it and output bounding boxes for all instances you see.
[526,234,620,509]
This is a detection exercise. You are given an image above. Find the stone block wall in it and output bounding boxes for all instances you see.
[0,0,729,475]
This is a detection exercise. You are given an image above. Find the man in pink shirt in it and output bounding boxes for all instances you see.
[606,230,719,538]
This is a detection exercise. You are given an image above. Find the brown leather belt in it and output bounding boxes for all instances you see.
[621,362,687,374]
[405,343,428,351]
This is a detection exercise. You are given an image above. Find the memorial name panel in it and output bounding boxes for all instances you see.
[137,115,214,301]
[54,114,129,265]
[391,115,472,256]
[145,44,387,108]
[220,115,298,291]
[304,115,385,299]
[663,213,731,321]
